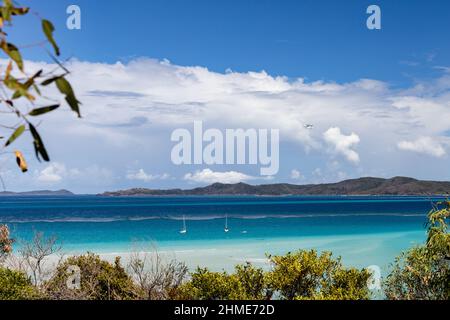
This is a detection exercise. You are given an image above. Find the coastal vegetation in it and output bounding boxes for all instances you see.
[176,251,371,300]
[384,200,450,299]
[0,267,39,299]
[0,200,448,300]
[101,177,450,196]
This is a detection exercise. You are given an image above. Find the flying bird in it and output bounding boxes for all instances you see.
[304,124,314,129]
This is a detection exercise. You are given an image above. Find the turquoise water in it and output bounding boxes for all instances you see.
[0,195,439,271]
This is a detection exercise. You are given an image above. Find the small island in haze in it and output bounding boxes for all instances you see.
[100,176,450,196]
[0,189,74,196]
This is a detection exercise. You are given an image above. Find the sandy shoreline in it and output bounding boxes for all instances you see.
[9,230,424,275]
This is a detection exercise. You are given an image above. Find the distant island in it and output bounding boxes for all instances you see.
[100,176,450,196]
[0,189,74,196]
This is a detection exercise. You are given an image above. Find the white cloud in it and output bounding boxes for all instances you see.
[184,169,254,184]
[37,163,66,183]
[126,169,170,182]
[2,57,450,191]
[290,169,304,180]
[397,137,447,158]
[10,58,450,156]
[323,127,360,164]
[35,162,114,187]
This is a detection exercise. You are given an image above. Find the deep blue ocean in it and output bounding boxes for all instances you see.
[0,195,441,271]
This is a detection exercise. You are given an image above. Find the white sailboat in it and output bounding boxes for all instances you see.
[179,215,187,234]
[224,214,229,233]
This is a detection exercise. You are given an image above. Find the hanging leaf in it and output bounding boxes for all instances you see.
[42,19,60,56]
[55,77,81,117]
[23,69,43,89]
[9,69,42,100]
[0,1,13,22]
[65,95,81,118]
[55,77,75,97]
[5,61,12,80]
[11,7,29,16]
[0,41,24,71]
[29,123,50,162]
[11,83,35,101]
[14,150,28,173]
[5,125,25,147]
[29,104,60,116]
[33,84,41,96]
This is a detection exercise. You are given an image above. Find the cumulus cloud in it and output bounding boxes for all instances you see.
[37,163,66,183]
[2,57,450,191]
[126,169,170,182]
[397,137,447,157]
[11,58,450,154]
[36,162,113,186]
[184,169,254,184]
[323,127,361,164]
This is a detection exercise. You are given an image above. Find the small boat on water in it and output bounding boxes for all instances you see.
[179,215,187,234]
[224,214,229,233]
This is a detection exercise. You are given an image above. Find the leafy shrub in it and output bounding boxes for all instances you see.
[266,250,371,300]
[45,253,138,300]
[0,267,39,300]
[177,252,370,300]
[385,201,450,300]
[177,263,266,300]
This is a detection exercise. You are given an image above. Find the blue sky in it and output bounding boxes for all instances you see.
[13,0,450,84]
[2,0,450,193]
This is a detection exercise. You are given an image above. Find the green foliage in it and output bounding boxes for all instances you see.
[301,268,373,300]
[28,104,60,116]
[266,250,371,300]
[177,263,266,300]
[178,252,370,300]
[29,123,50,162]
[55,77,81,117]
[4,124,24,147]
[45,253,139,300]
[0,267,39,300]
[234,263,267,299]
[0,0,80,173]
[41,19,59,56]
[384,201,450,300]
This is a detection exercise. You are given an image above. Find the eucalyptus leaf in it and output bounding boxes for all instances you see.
[1,41,23,71]
[29,104,60,116]
[42,19,60,56]
[29,123,50,162]
[5,124,25,147]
